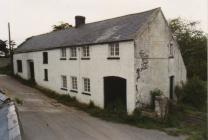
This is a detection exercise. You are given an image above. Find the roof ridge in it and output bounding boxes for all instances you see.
[23,7,161,39]
[85,7,161,25]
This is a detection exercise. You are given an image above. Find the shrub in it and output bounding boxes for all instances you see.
[176,76,207,110]
[150,89,163,109]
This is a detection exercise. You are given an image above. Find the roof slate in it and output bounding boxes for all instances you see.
[15,8,160,53]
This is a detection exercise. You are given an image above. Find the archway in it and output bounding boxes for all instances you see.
[104,76,126,111]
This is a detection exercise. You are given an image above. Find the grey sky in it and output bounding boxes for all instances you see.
[0,0,207,46]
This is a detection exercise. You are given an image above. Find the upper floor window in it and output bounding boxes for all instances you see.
[82,46,90,59]
[71,76,78,91]
[44,69,48,81]
[83,78,90,93]
[17,60,22,73]
[169,42,174,58]
[70,47,77,59]
[60,48,66,60]
[61,75,67,90]
[43,52,48,64]
[109,43,119,57]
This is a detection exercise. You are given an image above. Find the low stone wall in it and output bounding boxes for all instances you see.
[0,58,11,68]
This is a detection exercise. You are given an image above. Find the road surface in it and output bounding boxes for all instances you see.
[0,75,186,140]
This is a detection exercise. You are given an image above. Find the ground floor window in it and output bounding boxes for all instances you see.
[71,76,78,90]
[83,78,90,93]
[17,60,22,73]
[44,69,48,81]
[61,75,67,90]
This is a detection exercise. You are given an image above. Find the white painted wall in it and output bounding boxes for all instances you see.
[13,41,136,113]
[134,10,187,106]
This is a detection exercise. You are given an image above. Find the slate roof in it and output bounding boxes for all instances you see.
[15,8,160,53]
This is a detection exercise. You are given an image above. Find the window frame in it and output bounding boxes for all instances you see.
[61,75,67,90]
[43,52,48,64]
[82,78,91,95]
[108,43,120,59]
[69,47,77,59]
[17,60,22,73]
[60,48,67,60]
[169,43,174,58]
[81,46,90,59]
[44,69,48,81]
[70,76,78,92]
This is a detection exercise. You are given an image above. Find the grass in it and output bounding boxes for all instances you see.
[13,75,207,140]
[15,97,23,105]
[0,65,12,75]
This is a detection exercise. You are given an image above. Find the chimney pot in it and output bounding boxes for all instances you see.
[75,16,85,28]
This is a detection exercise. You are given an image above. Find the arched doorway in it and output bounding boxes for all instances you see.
[104,76,126,111]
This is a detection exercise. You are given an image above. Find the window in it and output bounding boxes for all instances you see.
[44,69,48,81]
[43,52,48,64]
[61,75,67,90]
[71,76,78,91]
[60,48,66,60]
[82,46,90,59]
[83,78,90,94]
[17,60,22,73]
[169,43,174,58]
[108,43,119,59]
[70,48,77,57]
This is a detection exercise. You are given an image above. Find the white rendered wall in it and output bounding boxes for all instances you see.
[134,10,187,106]
[13,41,136,114]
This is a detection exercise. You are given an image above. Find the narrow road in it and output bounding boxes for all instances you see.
[0,75,185,140]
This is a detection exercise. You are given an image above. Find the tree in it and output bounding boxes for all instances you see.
[52,22,72,31]
[169,18,207,81]
[0,40,9,56]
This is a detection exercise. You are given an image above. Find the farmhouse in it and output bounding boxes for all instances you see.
[13,8,186,114]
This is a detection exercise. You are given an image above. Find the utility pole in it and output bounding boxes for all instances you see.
[8,22,13,74]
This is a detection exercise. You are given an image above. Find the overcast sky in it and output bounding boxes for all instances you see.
[0,0,207,46]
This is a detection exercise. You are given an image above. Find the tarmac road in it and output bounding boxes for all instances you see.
[0,75,186,140]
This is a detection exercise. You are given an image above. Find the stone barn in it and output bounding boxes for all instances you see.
[13,8,186,114]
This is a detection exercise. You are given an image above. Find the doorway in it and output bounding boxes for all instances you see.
[28,61,35,81]
[169,76,174,100]
[104,76,126,112]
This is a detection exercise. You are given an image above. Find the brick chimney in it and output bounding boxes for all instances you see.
[75,16,85,28]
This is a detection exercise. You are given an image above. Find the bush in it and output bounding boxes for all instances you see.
[176,77,207,110]
[150,89,163,109]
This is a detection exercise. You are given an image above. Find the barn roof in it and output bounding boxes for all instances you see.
[15,8,160,53]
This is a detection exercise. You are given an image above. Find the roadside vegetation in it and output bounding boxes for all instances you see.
[13,74,207,140]
[0,65,12,75]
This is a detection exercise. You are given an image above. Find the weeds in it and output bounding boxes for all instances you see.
[13,75,207,139]
[15,97,23,105]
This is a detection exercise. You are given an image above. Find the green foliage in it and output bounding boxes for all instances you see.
[169,18,207,81]
[52,22,72,31]
[0,65,12,75]
[150,89,163,109]
[15,97,23,105]
[13,75,207,139]
[175,77,207,110]
[0,40,9,56]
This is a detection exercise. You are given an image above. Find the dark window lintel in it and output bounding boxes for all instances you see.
[61,88,67,91]
[60,58,67,60]
[81,92,91,96]
[81,57,90,60]
[69,58,77,60]
[107,57,120,60]
[70,90,78,93]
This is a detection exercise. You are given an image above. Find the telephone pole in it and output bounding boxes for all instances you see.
[8,22,14,74]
